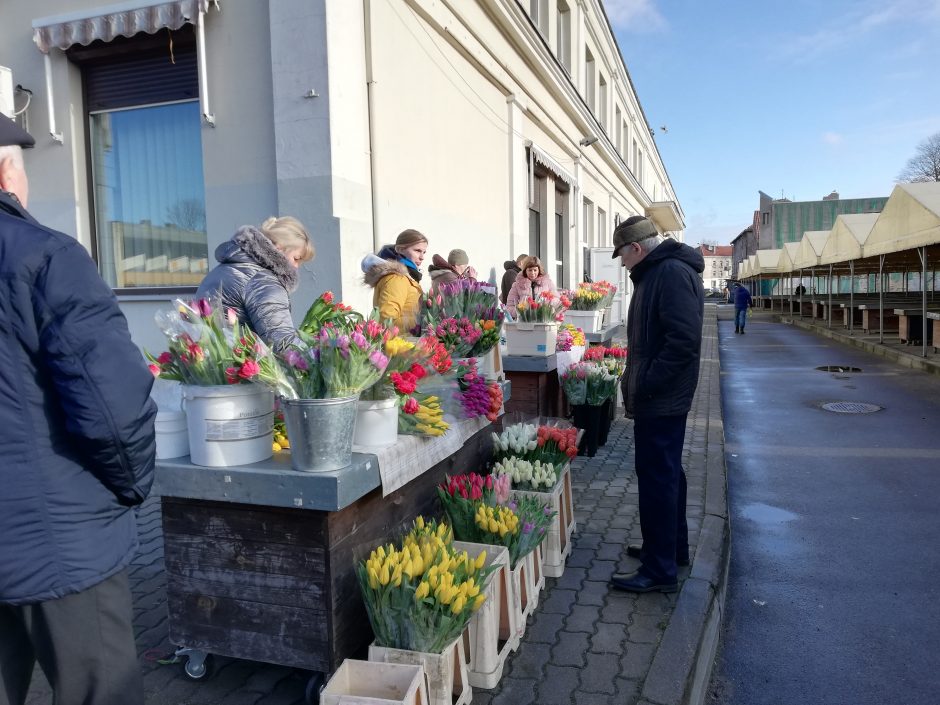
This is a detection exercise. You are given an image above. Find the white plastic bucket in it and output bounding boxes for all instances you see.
[354,397,400,448]
[182,384,275,467]
[155,409,189,459]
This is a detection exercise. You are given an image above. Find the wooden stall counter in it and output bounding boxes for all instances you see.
[501,353,563,418]
[152,411,506,685]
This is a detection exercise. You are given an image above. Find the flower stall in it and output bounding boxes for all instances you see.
[148,292,514,695]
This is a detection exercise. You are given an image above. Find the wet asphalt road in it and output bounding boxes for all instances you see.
[708,310,940,705]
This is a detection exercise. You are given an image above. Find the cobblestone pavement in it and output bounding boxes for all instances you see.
[25,310,724,705]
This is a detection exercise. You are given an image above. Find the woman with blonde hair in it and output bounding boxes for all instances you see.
[196,216,314,351]
[361,229,428,333]
[506,255,557,309]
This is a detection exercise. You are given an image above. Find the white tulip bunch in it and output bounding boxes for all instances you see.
[493,456,557,490]
[491,423,537,456]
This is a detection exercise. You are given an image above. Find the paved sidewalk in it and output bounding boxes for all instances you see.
[25,307,728,705]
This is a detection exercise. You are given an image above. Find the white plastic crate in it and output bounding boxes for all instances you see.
[510,464,576,578]
[369,636,471,705]
[504,322,558,356]
[452,541,514,689]
[563,309,605,334]
[320,659,428,705]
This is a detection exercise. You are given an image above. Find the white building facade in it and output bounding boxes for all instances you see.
[1,0,683,351]
[697,244,732,291]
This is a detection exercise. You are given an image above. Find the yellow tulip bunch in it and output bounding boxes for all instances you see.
[474,505,520,538]
[357,516,495,654]
[400,392,449,437]
[384,336,415,357]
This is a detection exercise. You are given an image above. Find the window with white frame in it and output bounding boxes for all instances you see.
[598,74,608,131]
[556,0,571,73]
[632,138,639,176]
[584,48,596,111]
[530,0,549,36]
[597,207,607,246]
[554,184,569,287]
[72,29,207,290]
[614,106,622,151]
[582,198,594,280]
[622,119,629,161]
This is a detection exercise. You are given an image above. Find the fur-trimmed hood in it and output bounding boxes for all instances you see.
[215,225,298,292]
[362,256,412,288]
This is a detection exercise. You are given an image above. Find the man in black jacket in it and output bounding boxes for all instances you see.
[500,253,527,304]
[0,115,157,705]
[608,216,704,593]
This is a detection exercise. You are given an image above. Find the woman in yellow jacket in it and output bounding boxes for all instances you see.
[361,229,428,334]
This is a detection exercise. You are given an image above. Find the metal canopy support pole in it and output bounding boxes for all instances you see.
[919,246,927,358]
[849,260,855,334]
[879,254,885,344]
[827,264,833,328]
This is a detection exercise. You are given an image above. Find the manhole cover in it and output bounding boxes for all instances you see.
[816,366,862,373]
[820,402,882,414]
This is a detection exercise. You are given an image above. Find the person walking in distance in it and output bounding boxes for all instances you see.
[734,283,753,334]
[608,216,704,594]
[0,115,158,705]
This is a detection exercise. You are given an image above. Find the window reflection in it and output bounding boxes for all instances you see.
[90,101,208,288]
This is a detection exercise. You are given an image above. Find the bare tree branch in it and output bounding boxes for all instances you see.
[165,198,206,231]
[897,131,940,183]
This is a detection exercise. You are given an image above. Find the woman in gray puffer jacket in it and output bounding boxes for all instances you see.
[196,216,314,352]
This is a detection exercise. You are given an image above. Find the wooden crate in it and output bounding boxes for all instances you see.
[320,659,427,705]
[510,465,576,578]
[452,542,514,689]
[508,544,545,637]
[369,637,471,705]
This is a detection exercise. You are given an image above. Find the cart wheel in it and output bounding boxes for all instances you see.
[181,652,214,681]
[304,672,326,705]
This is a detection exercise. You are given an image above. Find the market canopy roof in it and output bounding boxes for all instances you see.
[862,182,940,258]
[777,242,801,273]
[819,213,879,267]
[791,231,830,270]
[32,0,211,52]
[754,248,783,274]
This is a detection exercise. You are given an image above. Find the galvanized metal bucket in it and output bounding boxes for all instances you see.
[282,395,359,472]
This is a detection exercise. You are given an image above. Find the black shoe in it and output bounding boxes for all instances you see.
[626,544,690,567]
[740,329,745,334]
[610,571,678,594]
[734,326,740,333]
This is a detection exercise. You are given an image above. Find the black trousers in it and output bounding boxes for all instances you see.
[0,569,143,705]
[633,414,690,582]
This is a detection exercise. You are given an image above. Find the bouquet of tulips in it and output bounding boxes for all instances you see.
[356,516,495,654]
[602,345,628,378]
[561,362,618,406]
[147,297,292,396]
[492,456,557,491]
[491,422,538,461]
[531,424,579,465]
[513,291,570,323]
[452,359,503,422]
[438,473,511,540]
[298,290,364,335]
[279,311,393,399]
[421,280,504,357]
[470,496,555,568]
[568,281,616,309]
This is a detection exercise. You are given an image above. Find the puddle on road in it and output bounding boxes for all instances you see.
[739,502,798,524]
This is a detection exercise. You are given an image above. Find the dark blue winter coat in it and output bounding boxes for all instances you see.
[622,239,705,418]
[0,192,157,606]
[733,285,753,311]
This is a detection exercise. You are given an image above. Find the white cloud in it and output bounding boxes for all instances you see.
[774,0,940,64]
[822,132,844,146]
[603,0,666,32]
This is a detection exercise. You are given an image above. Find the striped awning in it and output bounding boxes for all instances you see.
[33,0,212,53]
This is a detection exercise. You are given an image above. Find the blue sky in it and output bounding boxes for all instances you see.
[607,0,940,246]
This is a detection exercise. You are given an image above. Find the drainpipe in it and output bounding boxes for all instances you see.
[364,0,380,254]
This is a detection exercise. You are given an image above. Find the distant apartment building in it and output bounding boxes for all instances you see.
[731,190,888,276]
[696,244,732,290]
